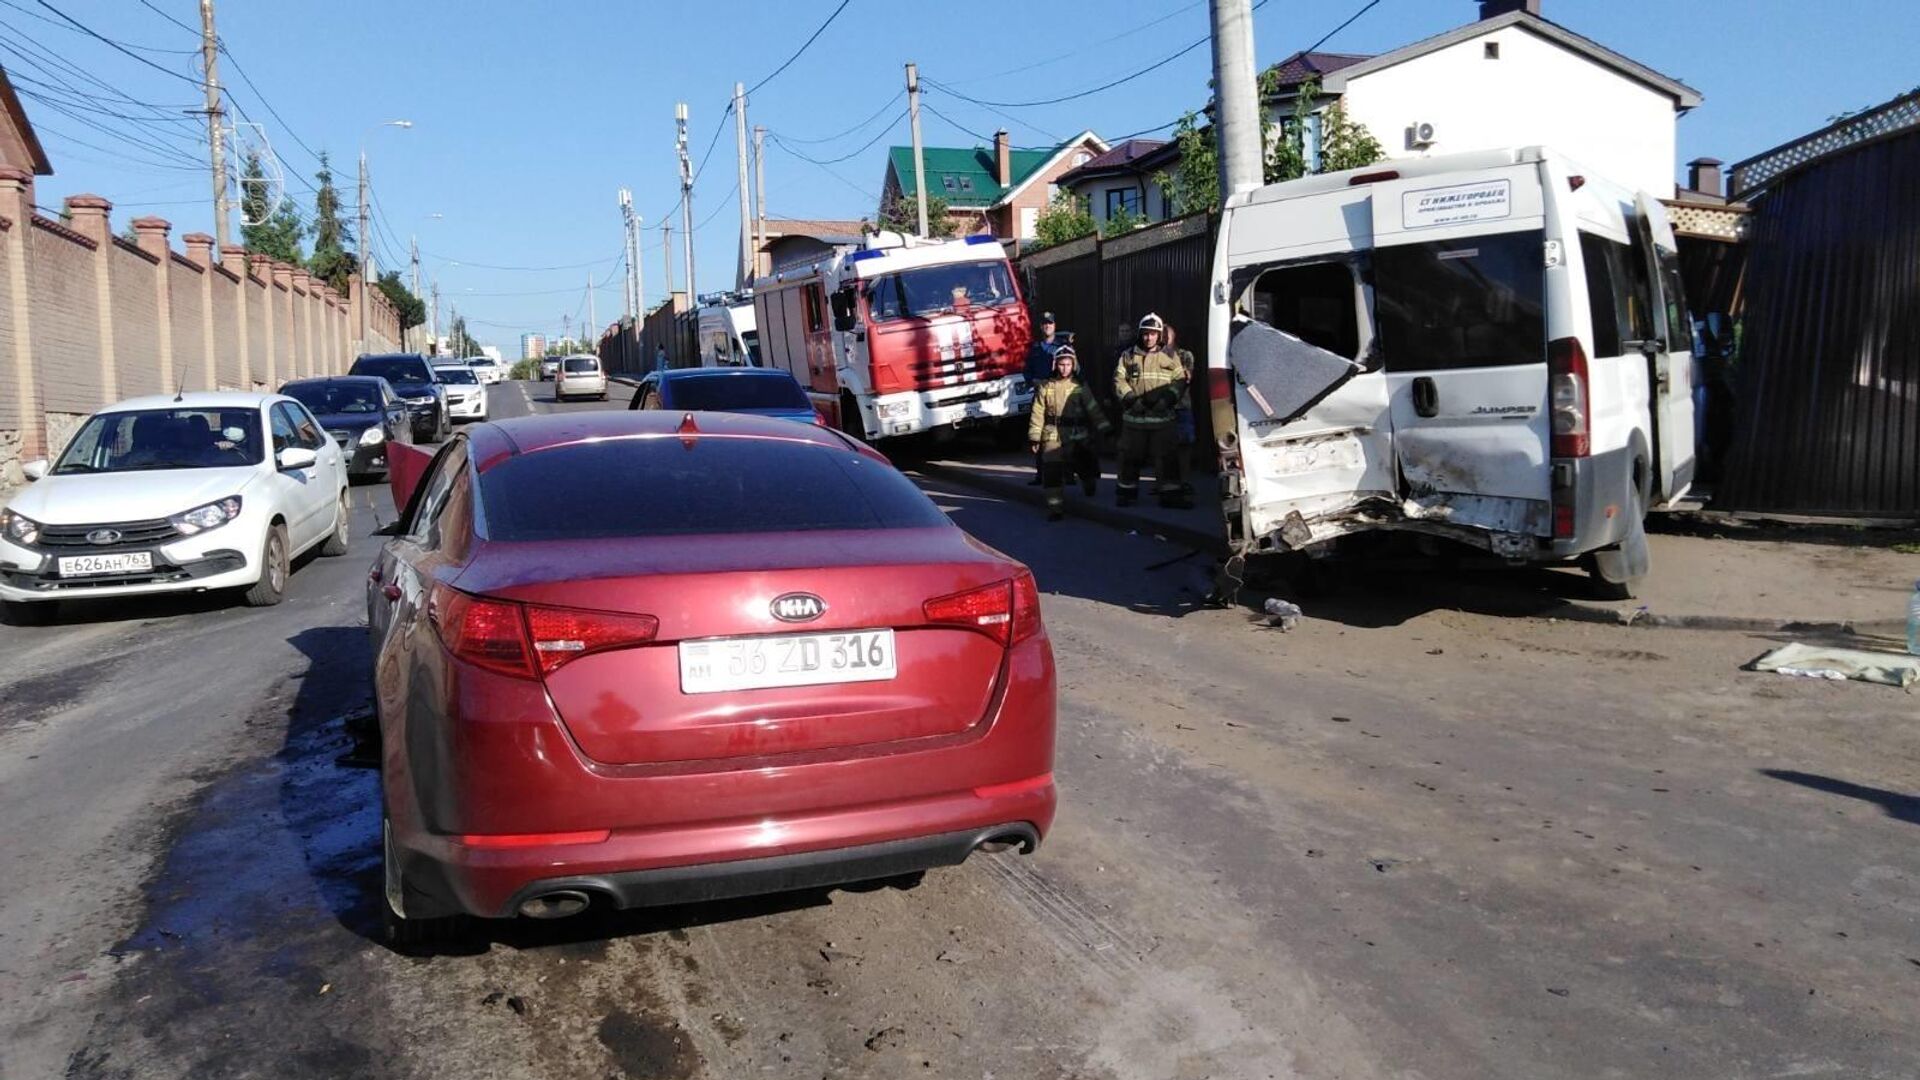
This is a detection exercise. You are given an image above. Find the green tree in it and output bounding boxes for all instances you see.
[445,314,482,358]
[1102,202,1147,238]
[1031,190,1096,249]
[306,152,356,293]
[374,270,425,331]
[1155,72,1384,214]
[878,191,956,239]
[238,150,304,263]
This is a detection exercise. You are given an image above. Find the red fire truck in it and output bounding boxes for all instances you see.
[753,232,1035,441]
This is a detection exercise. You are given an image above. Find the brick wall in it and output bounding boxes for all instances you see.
[0,176,404,489]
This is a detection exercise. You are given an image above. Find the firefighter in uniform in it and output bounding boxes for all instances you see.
[1027,345,1111,521]
[1113,312,1190,508]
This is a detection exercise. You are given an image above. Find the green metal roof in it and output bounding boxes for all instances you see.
[886,143,1058,208]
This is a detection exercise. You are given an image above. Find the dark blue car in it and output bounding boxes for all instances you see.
[628,367,819,426]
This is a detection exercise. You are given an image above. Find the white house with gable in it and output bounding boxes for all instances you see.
[1277,0,1702,197]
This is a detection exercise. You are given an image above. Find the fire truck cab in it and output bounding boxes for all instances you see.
[754,231,1034,441]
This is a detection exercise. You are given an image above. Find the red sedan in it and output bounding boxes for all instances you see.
[367,410,1056,942]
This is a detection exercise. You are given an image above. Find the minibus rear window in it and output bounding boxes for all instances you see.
[1373,229,1545,371]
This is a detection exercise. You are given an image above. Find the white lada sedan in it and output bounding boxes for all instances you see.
[0,392,351,624]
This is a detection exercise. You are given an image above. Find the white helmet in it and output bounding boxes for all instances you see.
[1137,312,1166,332]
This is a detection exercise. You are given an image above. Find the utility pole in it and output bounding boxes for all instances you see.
[906,62,929,238]
[662,221,675,299]
[752,124,767,270]
[586,272,596,348]
[198,0,230,248]
[618,188,640,319]
[429,279,439,354]
[1209,0,1264,202]
[357,151,371,350]
[409,235,421,350]
[676,103,697,302]
[733,82,753,289]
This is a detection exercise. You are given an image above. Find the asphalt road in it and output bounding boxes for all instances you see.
[3,379,1917,1079]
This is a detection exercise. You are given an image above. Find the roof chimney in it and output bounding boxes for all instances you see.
[994,130,1011,188]
[1687,157,1724,198]
[1478,0,1541,18]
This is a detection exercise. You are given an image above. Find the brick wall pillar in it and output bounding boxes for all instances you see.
[220,245,251,387]
[183,234,218,390]
[0,166,41,465]
[250,254,277,388]
[290,269,311,380]
[271,263,296,379]
[131,216,176,393]
[64,195,117,404]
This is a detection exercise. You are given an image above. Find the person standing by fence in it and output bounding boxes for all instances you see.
[1113,313,1191,509]
[1024,312,1060,485]
[1164,322,1198,477]
[1028,345,1111,521]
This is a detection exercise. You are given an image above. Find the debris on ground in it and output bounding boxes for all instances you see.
[1749,643,1920,687]
[864,1026,907,1052]
[936,949,969,965]
[1262,598,1303,631]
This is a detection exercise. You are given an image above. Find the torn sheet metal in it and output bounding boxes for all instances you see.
[1229,319,1362,427]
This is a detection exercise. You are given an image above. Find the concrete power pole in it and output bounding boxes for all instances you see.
[661,221,674,299]
[675,103,697,302]
[1209,0,1264,202]
[586,272,596,348]
[357,152,371,351]
[618,188,637,318]
[198,0,230,249]
[429,280,439,353]
[752,124,767,268]
[905,62,929,238]
[733,82,753,289]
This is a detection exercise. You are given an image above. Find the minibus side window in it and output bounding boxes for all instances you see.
[1580,234,1623,357]
[1248,261,1363,362]
[1372,229,1545,372]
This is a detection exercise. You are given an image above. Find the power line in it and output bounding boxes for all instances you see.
[923,81,1063,145]
[216,41,326,169]
[744,0,853,96]
[136,0,198,36]
[692,180,740,231]
[769,137,881,203]
[775,91,904,144]
[768,111,904,165]
[942,0,1204,86]
[27,0,203,86]
[0,22,197,119]
[0,0,198,54]
[419,249,624,272]
[934,0,1270,110]
[1304,0,1382,54]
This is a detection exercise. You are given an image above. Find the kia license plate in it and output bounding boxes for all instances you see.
[679,629,896,694]
[57,552,153,577]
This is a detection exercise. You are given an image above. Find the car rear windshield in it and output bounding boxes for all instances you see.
[1371,229,1545,371]
[436,368,478,384]
[563,357,599,373]
[352,356,432,386]
[284,382,381,414]
[479,438,948,540]
[668,373,809,410]
[53,407,264,474]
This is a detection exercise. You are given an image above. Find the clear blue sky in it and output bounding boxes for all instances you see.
[9,0,1916,350]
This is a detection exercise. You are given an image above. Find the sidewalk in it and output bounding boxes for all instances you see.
[913,448,1918,634]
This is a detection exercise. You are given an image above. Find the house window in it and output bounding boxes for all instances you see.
[1073,151,1092,167]
[958,176,974,193]
[1484,41,1500,59]
[1105,188,1142,219]
[941,176,957,193]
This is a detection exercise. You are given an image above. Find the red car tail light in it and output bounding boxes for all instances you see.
[925,579,1014,644]
[525,605,659,675]
[432,583,536,678]
[1010,570,1042,644]
[925,573,1043,646]
[1549,335,1591,458]
[457,829,611,849]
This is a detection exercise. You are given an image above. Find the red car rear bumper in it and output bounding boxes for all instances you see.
[382,637,1057,920]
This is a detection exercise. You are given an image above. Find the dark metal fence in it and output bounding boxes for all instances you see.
[1018,212,1219,460]
[1716,125,1920,517]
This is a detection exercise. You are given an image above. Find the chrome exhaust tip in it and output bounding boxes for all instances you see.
[517,890,592,919]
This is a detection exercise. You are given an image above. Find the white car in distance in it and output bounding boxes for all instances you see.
[433,365,490,422]
[0,392,352,625]
[466,356,505,385]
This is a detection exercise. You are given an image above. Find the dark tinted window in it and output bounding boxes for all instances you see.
[480,439,947,540]
[1579,234,1622,357]
[351,356,433,386]
[435,368,478,384]
[666,373,810,411]
[283,381,382,414]
[563,357,599,373]
[1372,229,1545,371]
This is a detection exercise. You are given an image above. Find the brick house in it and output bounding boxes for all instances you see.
[879,130,1107,241]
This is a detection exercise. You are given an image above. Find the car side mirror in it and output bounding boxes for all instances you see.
[21,459,48,481]
[278,447,318,471]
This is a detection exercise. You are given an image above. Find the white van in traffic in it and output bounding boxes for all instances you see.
[1207,147,1693,597]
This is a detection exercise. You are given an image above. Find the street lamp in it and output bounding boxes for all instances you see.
[358,119,413,353]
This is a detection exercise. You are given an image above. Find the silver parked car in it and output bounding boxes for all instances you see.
[554,355,607,401]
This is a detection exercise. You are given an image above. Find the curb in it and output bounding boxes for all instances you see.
[914,460,1887,636]
[912,460,1227,555]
